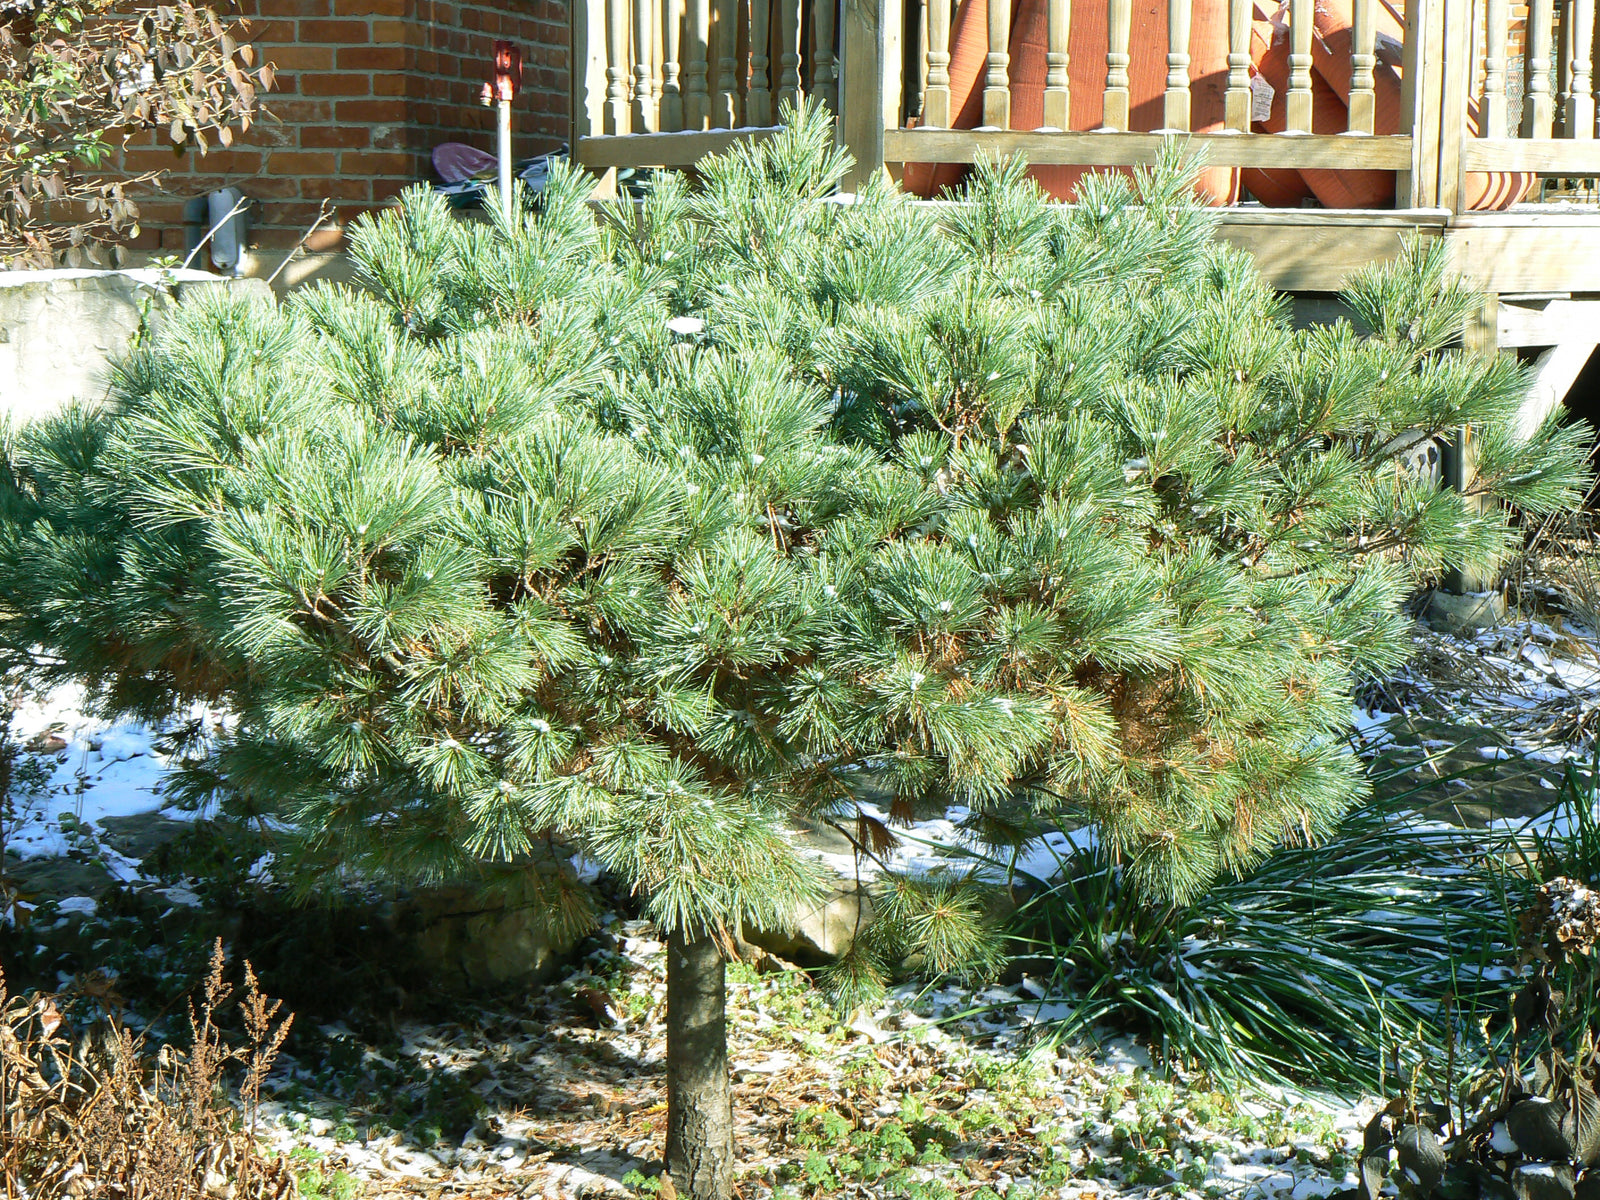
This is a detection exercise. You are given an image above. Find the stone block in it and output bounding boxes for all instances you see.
[0,269,269,424]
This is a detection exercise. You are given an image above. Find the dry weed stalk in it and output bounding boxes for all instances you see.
[0,939,297,1198]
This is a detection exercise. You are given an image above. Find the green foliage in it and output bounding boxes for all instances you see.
[1013,767,1530,1094]
[0,102,1587,992]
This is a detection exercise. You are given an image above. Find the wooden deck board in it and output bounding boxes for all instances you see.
[882,128,1416,169]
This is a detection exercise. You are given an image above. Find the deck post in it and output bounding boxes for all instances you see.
[839,0,887,190]
[1349,0,1376,132]
[1438,293,1500,599]
[1398,0,1442,207]
[634,0,659,132]
[1165,0,1192,131]
[574,0,610,146]
[713,0,741,127]
[780,0,804,111]
[1436,0,1470,213]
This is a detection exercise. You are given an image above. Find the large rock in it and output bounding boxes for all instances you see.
[0,268,272,423]
[1424,588,1508,634]
[405,885,585,989]
[745,884,876,964]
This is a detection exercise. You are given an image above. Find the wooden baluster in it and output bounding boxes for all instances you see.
[661,0,684,129]
[815,0,839,112]
[924,0,951,124]
[1287,0,1314,131]
[1481,0,1509,134]
[685,0,710,127]
[913,0,928,119]
[1103,0,1131,128]
[1524,0,1555,136]
[1225,0,1251,129]
[1569,0,1596,136]
[713,0,740,126]
[779,0,803,110]
[983,0,1011,125]
[1348,0,1376,132]
[634,0,658,130]
[750,0,773,123]
[1044,0,1070,128]
[606,0,631,131]
[1165,0,1191,129]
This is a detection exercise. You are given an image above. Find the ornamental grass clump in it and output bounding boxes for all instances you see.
[0,103,1589,1198]
[1344,862,1600,1200]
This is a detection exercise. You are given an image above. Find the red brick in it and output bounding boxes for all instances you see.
[297,18,371,38]
[264,150,340,174]
[269,44,337,70]
[259,98,334,121]
[251,226,350,250]
[201,174,293,199]
[246,18,297,40]
[255,0,331,16]
[299,72,373,95]
[121,148,191,173]
[123,227,163,252]
[370,124,414,149]
[299,125,372,148]
[372,72,411,95]
[335,98,408,121]
[193,149,266,173]
[134,199,189,224]
[337,44,410,69]
[370,177,418,202]
[339,150,414,174]
[257,200,347,226]
[318,177,374,200]
[334,0,406,13]
[245,119,299,148]
[371,18,417,41]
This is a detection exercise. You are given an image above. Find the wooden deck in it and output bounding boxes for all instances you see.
[567,0,1600,344]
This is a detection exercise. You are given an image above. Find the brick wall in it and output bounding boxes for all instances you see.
[119,0,570,259]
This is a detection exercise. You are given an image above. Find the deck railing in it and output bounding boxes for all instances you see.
[571,0,1600,211]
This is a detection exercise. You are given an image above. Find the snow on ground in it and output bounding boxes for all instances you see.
[806,800,1099,885]
[236,922,1380,1200]
[2,681,219,861]
[6,609,1600,1197]
[1362,612,1600,760]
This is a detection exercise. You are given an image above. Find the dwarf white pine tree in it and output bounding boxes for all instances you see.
[0,105,1589,1198]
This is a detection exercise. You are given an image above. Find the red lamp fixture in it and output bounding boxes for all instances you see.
[479,40,522,106]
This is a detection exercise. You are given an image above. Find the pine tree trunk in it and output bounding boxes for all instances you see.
[665,928,734,1200]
